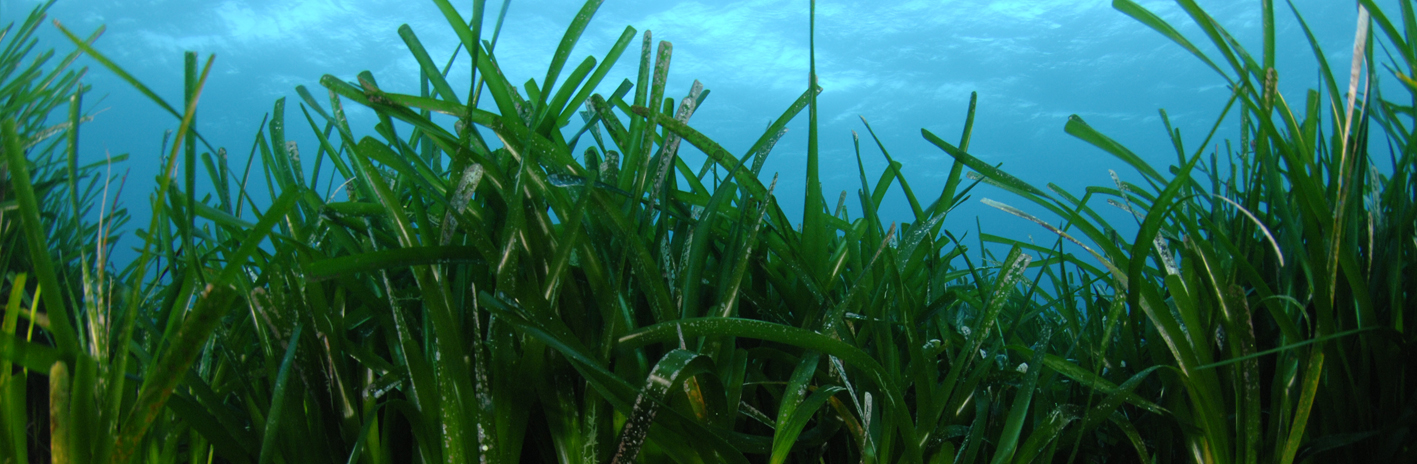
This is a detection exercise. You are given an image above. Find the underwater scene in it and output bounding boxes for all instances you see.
[0,0,1414,462]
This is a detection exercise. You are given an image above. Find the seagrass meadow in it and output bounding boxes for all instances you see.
[1,0,1415,462]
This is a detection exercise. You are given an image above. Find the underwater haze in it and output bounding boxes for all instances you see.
[9,0,1383,265]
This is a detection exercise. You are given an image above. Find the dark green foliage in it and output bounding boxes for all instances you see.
[2,0,1415,463]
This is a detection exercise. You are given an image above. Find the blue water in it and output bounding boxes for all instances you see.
[8,0,1390,267]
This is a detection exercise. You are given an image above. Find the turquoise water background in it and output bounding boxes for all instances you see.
[4,0,1391,266]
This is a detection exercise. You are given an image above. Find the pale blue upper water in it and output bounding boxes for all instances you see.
[7,0,1393,267]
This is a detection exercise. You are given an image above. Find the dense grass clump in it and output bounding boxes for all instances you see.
[3,0,1415,462]
[0,2,131,462]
